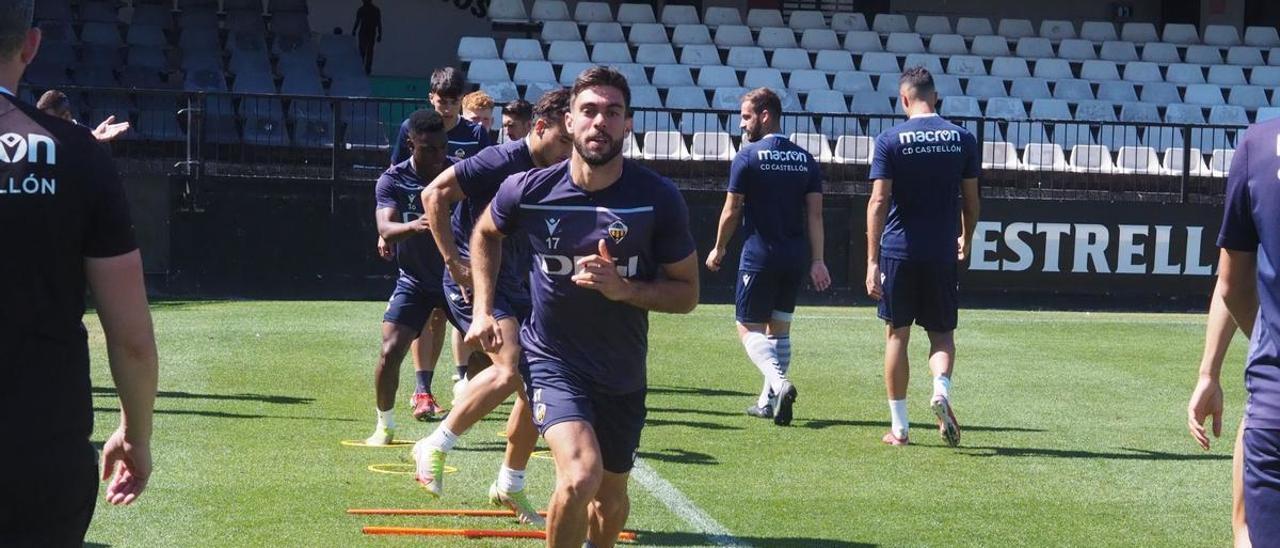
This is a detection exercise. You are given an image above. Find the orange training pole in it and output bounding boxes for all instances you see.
[348,508,546,517]
[361,526,637,542]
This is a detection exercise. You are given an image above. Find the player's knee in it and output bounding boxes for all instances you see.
[557,462,603,503]
[492,366,522,392]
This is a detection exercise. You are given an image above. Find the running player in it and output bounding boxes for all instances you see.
[501,99,533,142]
[462,90,494,131]
[390,67,493,164]
[366,109,451,445]
[412,88,573,524]
[866,66,980,447]
[467,66,699,548]
[706,87,830,426]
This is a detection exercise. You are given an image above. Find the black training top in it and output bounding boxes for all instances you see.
[0,92,137,443]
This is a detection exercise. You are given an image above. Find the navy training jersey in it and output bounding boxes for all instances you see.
[869,114,981,262]
[1218,118,1280,429]
[489,159,696,394]
[728,134,822,271]
[452,138,536,301]
[0,93,137,443]
[391,116,493,165]
[375,159,446,288]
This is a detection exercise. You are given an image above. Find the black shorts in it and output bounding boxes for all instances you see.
[442,276,531,334]
[734,267,803,324]
[877,257,959,332]
[521,359,646,474]
[0,440,97,547]
[383,276,448,333]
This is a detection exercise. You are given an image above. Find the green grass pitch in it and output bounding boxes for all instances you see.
[83,302,1242,547]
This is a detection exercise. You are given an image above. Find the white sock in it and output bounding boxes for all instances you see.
[771,335,792,375]
[377,407,395,430]
[933,375,952,401]
[742,331,786,393]
[756,379,772,408]
[889,399,908,438]
[425,425,459,452]
[497,465,526,493]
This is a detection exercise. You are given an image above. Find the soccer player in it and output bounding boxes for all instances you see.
[1211,113,1280,545]
[467,66,699,548]
[866,66,980,447]
[366,109,452,445]
[413,88,573,524]
[706,87,830,426]
[0,3,158,543]
[462,90,495,131]
[501,99,533,142]
[375,237,446,421]
[390,67,493,164]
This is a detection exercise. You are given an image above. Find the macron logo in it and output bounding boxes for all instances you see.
[755,150,808,162]
[545,217,561,235]
[742,274,751,285]
[898,129,961,145]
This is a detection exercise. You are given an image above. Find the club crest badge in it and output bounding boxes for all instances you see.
[534,403,547,424]
[607,219,628,244]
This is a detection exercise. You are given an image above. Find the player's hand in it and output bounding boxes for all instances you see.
[572,239,632,302]
[810,260,831,292]
[705,247,726,272]
[101,427,151,506]
[1188,375,1224,451]
[408,215,431,234]
[92,115,131,142]
[465,313,503,354]
[957,235,971,264]
[447,257,473,298]
[376,236,393,261]
[865,263,882,301]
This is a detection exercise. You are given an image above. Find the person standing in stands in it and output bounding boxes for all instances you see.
[351,0,381,75]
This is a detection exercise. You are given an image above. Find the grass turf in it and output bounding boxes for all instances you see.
[83,302,1242,547]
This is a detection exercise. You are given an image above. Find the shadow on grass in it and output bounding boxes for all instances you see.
[632,531,875,547]
[649,386,754,398]
[959,446,1232,461]
[92,387,314,405]
[640,448,718,466]
[646,418,742,431]
[84,543,111,547]
[802,419,1045,433]
[92,407,357,422]
[648,406,743,417]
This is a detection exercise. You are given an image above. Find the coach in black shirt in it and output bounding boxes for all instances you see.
[0,2,158,545]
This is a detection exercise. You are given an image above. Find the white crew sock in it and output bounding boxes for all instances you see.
[742,331,786,393]
[424,425,459,452]
[377,407,395,430]
[771,335,792,375]
[497,465,526,493]
[889,399,908,438]
[933,375,952,401]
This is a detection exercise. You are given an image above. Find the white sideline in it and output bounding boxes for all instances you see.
[632,459,749,547]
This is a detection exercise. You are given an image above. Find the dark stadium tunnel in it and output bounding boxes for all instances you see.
[632,531,876,547]
[801,419,1046,433]
[91,386,315,405]
[957,446,1232,461]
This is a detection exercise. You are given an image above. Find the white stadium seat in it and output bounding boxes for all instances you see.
[584,22,624,44]
[790,132,833,162]
[1099,41,1138,62]
[965,76,1007,98]
[789,69,830,92]
[806,89,848,112]
[1139,83,1181,104]
[1204,25,1241,47]
[1252,66,1280,86]
[513,60,556,84]
[704,7,741,27]
[903,53,944,74]
[618,3,657,24]
[833,71,874,93]
[1058,39,1096,60]
[971,35,1011,57]
[1121,22,1159,43]
[1075,100,1116,122]
[503,38,543,61]
[834,135,875,164]
[466,59,511,83]
[635,44,677,64]
[557,62,592,85]
[915,15,952,36]
[726,46,767,68]
[458,37,498,61]
[651,65,694,87]
[1162,23,1200,45]
[1166,64,1205,85]
[1246,26,1280,47]
[1081,21,1118,42]
[1227,46,1264,66]
[991,56,1031,78]
[1011,77,1052,100]
[1228,85,1270,109]
[945,55,985,76]
[1122,62,1163,83]
[1210,149,1235,177]
[690,132,734,161]
[998,18,1035,39]
[698,65,739,88]
[665,86,709,109]
[1097,81,1138,103]
[531,0,569,22]
[489,0,528,23]
[771,48,812,70]
[757,27,797,49]
[845,30,883,52]
[789,10,826,31]
[614,63,649,85]
[679,44,720,66]
[1016,37,1055,58]
[1209,105,1250,126]
[541,21,581,42]
[873,13,910,34]
[622,133,642,159]
[629,23,670,45]
[547,40,588,63]
[1183,84,1225,106]
[642,131,690,160]
[1258,107,1280,122]
[1039,19,1076,40]
[1208,65,1247,86]
[1030,98,1071,120]
[711,87,749,109]
[941,96,981,117]
[860,52,901,73]
[986,97,1029,119]
[1080,60,1120,81]
[1115,146,1161,174]
[673,24,712,46]
[983,141,1021,169]
[630,86,663,108]
[956,17,993,37]
[929,34,969,55]
[714,25,754,47]
[1141,42,1181,64]
[1069,145,1116,173]
[1022,143,1068,171]
[743,68,785,90]
[1184,45,1223,65]
[815,50,855,72]
[590,42,631,64]
[1053,79,1094,101]
[573,1,611,23]
[886,32,926,54]
[831,13,867,33]
[1032,58,1072,79]
[801,29,840,50]
[661,5,699,26]
[1162,147,1212,176]
[1119,103,1160,123]
[747,8,784,28]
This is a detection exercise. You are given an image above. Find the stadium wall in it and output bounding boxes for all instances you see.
[889,0,1165,23]
[136,177,1219,308]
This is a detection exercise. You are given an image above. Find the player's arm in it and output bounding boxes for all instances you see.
[86,250,158,505]
[464,208,507,352]
[805,192,831,291]
[1189,278,1240,450]
[422,165,471,285]
[1220,248,1258,339]
[375,206,429,244]
[706,191,743,272]
[959,177,980,262]
[865,179,891,300]
[574,244,699,313]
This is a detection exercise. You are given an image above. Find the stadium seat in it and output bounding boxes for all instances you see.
[1210,149,1235,177]
[831,13,868,33]
[1246,26,1280,47]
[513,61,558,84]
[458,37,499,61]
[673,24,713,46]
[613,63,649,85]
[1209,105,1250,126]
[991,56,1031,78]
[815,50,855,72]
[955,17,993,37]
[621,133,641,159]
[1039,20,1076,40]
[585,22,626,45]
[503,39,544,61]
[643,131,691,160]
[962,120,1003,142]
[711,87,749,109]
[556,62,593,86]
[887,33,926,54]
[1166,64,1206,85]
[1271,48,1280,66]
[1252,66,1280,86]
[805,89,847,113]
[1140,82,1181,104]
[945,55,985,76]
[1119,102,1160,122]
[680,45,720,66]
[690,132,735,161]
[1081,21,1118,42]
[1075,100,1117,122]
[714,25,754,48]
[704,7,742,27]
[229,50,272,76]
[941,96,981,117]
[1228,85,1269,109]
[965,76,1007,98]
[850,92,894,114]
[747,8,784,28]
[1159,147,1211,176]
[1185,45,1223,65]
[661,5,699,26]
[1162,24,1199,45]
[591,42,632,64]
[226,10,266,34]
[819,113,860,138]
[998,19,1035,39]
[547,41,589,63]
[982,141,1021,169]
[970,35,1011,57]
[1115,146,1161,174]
[833,71,874,94]
[1258,107,1280,123]
[860,52,901,73]
[130,5,174,29]
[651,65,694,87]
[466,59,511,84]
[531,0,570,22]
[126,25,166,48]
[81,22,122,47]
[271,13,311,38]
[1030,98,1071,120]
[903,53,944,74]
[1227,46,1264,66]
[329,75,373,97]
[1032,59,1073,79]
[986,97,1028,119]
[726,46,767,68]
[81,47,122,70]
[934,74,963,96]
[1122,62,1163,83]
[833,135,875,164]
[135,109,186,142]
[1058,39,1096,60]
[1007,121,1049,148]
[696,65,739,88]
[1011,77,1052,100]
[1099,41,1139,62]
[1098,125,1141,150]
[1144,126,1185,151]
[784,132,830,162]
[1204,25,1240,47]
[1051,79,1093,101]
[1140,42,1181,64]
[1022,143,1068,170]
[521,81,560,102]
[743,68,785,90]
[629,23,669,45]
[635,44,677,65]
[126,47,166,70]
[789,10,826,31]
[1121,22,1159,43]
[178,9,219,32]
[929,34,969,55]
[801,29,840,51]
[632,111,675,133]
[573,1,611,23]
[541,21,582,42]
[73,65,119,87]
[184,68,226,92]
[1184,84,1224,105]
[181,48,222,73]
[630,86,663,108]
[755,27,796,49]
[1080,60,1120,81]
[789,69,830,92]
[873,14,910,34]
[666,86,709,109]
[914,15,952,36]
[845,30,883,52]
[772,48,811,70]
[1097,81,1139,103]
[1069,144,1116,173]
[1208,65,1247,86]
